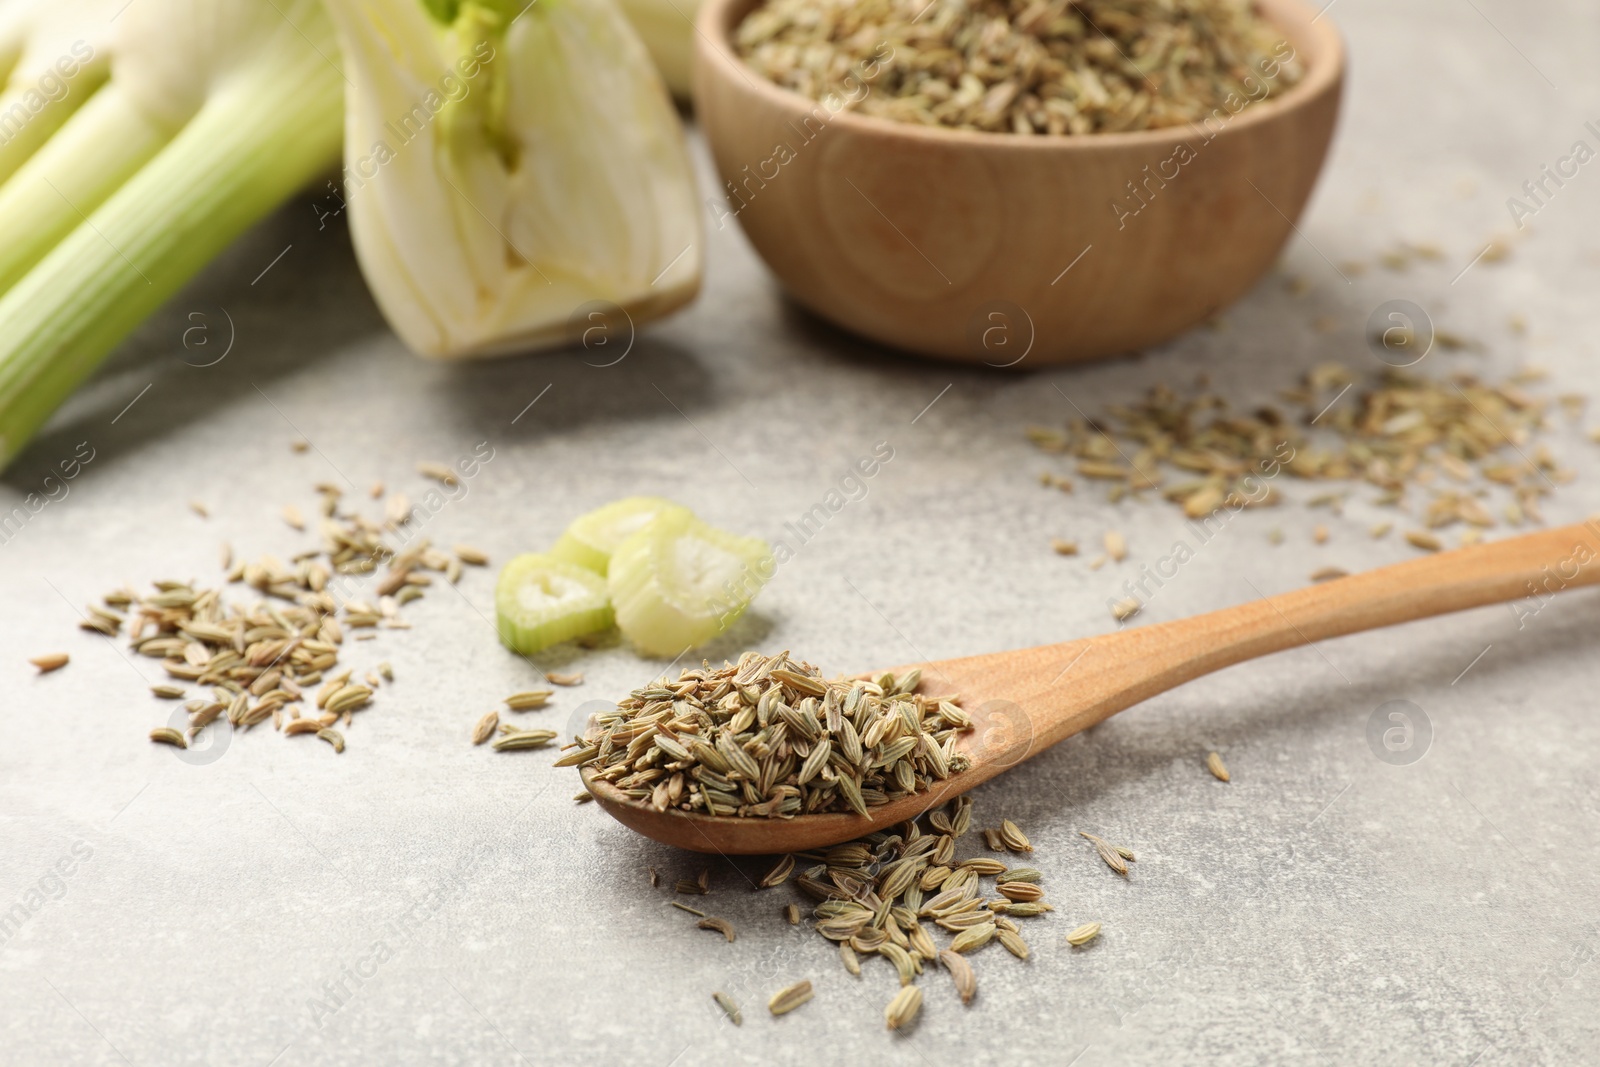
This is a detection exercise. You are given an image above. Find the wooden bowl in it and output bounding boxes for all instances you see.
[693,0,1345,366]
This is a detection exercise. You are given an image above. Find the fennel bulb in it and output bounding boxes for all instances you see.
[321,0,702,359]
[0,0,343,470]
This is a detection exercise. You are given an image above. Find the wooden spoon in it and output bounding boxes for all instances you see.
[584,520,1600,854]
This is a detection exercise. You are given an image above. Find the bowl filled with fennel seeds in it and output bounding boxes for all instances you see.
[693,0,1345,366]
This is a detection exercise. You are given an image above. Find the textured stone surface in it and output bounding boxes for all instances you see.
[2,2,1597,1063]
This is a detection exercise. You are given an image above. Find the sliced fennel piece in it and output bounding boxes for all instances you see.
[0,0,343,470]
[495,553,614,654]
[320,0,702,360]
[550,495,682,576]
[608,508,772,657]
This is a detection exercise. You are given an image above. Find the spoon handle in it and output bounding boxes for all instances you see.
[973,519,1600,761]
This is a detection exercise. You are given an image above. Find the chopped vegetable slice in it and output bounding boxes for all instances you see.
[550,495,681,575]
[608,507,772,657]
[495,553,613,654]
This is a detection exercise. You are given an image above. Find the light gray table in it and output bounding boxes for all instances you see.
[3,1,1596,1063]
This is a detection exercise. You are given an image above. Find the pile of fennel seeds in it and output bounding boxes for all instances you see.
[735,0,1302,136]
[81,478,488,754]
[561,652,974,818]
[677,796,1087,1031]
[1030,364,1577,544]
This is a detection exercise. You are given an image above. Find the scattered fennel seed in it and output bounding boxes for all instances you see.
[1406,530,1442,552]
[472,711,499,745]
[1111,597,1142,622]
[768,981,813,1016]
[713,992,742,1026]
[149,727,187,748]
[1066,921,1103,947]
[1079,831,1130,875]
[417,461,459,486]
[885,984,922,1031]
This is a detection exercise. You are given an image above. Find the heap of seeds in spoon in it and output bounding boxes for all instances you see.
[561,652,972,817]
[735,0,1302,135]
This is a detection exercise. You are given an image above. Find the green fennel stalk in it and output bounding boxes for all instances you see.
[0,0,342,470]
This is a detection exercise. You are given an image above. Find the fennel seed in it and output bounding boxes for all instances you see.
[996,881,1044,903]
[149,727,187,748]
[1065,921,1103,947]
[1110,596,1142,621]
[1406,530,1442,552]
[713,991,742,1026]
[697,917,736,942]
[768,981,813,1016]
[759,854,796,888]
[472,711,499,745]
[948,923,996,954]
[996,928,1030,960]
[992,902,1053,917]
[491,728,557,751]
[999,819,1033,852]
[504,690,553,711]
[940,949,976,1004]
[453,544,489,566]
[884,985,922,1031]
[417,461,459,486]
[1079,831,1131,875]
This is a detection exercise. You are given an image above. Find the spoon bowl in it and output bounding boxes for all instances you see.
[585,520,1600,853]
